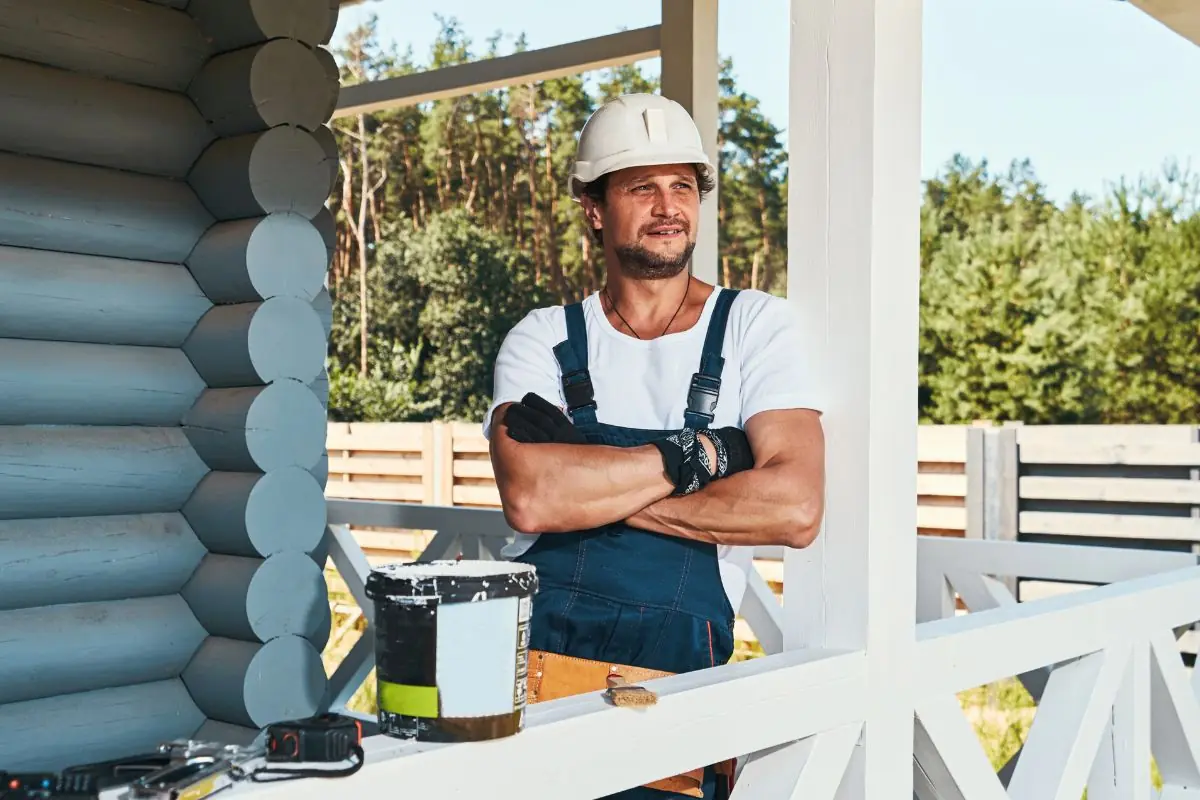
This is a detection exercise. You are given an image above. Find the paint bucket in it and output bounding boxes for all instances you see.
[364,559,537,743]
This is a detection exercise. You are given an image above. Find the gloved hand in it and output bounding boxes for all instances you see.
[650,429,713,496]
[651,426,754,496]
[504,392,588,445]
[697,426,755,478]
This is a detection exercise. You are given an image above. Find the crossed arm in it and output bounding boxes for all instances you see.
[488,405,825,549]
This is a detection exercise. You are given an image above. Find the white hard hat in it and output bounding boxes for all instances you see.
[568,93,713,199]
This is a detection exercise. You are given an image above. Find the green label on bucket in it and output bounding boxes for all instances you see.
[378,681,439,719]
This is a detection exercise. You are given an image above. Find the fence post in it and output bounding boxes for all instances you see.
[965,427,986,540]
[983,426,1020,597]
[430,422,453,506]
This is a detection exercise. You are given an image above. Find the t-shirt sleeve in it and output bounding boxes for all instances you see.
[482,310,565,440]
[738,293,826,422]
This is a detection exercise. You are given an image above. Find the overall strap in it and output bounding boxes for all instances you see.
[552,302,598,426]
[683,288,740,429]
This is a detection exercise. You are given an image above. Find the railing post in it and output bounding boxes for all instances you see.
[659,0,719,285]
[780,0,923,793]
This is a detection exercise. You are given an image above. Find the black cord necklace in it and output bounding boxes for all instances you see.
[603,283,688,340]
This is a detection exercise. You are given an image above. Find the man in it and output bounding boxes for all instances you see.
[484,94,825,799]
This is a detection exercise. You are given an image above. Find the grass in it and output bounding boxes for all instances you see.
[322,570,1162,789]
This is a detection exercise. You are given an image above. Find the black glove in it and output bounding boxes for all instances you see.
[650,428,713,496]
[651,426,754,496]
[697,426,755,478]
[504,392,587,445]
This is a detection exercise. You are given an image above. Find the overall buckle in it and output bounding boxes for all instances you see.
[686,373,721,424]
[561,369,596,412]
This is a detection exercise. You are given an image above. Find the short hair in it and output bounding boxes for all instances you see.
[580,164,715,244]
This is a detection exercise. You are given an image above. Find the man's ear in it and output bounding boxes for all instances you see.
[579,195,604,236]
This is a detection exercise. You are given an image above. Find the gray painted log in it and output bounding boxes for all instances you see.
[194,720,263,747]
[0,596,206,705]
[312,206,336,266]
[321,0,340,44]
[0,0,209,91]
[183,298,326,387]
[181,467,326,557]
[0,427,209,520]
[0,56,214,178]
[189,127,332,220]
[309,527,331,569]
[0,152,214,263]
[0,246,211,347]
[314,45,340,122]
[183,382,327,472]
[189,39,338,136]
[0,339,205,425]
[312,124,338,193]
[189,0,333,52]
[182,552,328,642]
[0,513,206,611]
[310,365,330,409]
[313,287,333,338]
[186,214,327,304]
[0,679,205,772]
[309,452,330,492]
[182,635,326,728]
[307,590,331,652]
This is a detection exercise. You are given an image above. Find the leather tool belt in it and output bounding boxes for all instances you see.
[526,649,735,798]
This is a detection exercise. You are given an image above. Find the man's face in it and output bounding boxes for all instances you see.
[584,164,701,280]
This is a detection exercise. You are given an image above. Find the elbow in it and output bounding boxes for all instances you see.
[781,496,824,550]
[499,483,554,534]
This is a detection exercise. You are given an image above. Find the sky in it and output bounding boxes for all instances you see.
[333,0,1200,205]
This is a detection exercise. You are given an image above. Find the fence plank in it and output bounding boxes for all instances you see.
[1020,443,1200,467]
[327,456,425,477]
[1020,477,1200,505]
[1020,512,1200,542]
[325,481,425,502]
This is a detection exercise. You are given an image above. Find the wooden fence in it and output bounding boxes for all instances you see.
[326,421,1200,563]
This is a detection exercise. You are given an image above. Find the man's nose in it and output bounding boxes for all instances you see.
[651,185,680,217]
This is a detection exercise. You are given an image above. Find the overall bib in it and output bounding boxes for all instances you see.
[514,288,741,800]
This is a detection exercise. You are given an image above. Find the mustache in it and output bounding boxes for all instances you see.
[640,219,690,236]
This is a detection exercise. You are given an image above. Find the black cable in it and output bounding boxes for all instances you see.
[238,745,366,784]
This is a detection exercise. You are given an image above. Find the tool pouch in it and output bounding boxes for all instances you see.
[526,649,735,797]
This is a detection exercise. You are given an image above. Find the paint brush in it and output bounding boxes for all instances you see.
[605,673,657,707]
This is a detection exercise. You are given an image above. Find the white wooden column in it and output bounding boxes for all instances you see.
[783,0,924,796]
[659,0,720,285]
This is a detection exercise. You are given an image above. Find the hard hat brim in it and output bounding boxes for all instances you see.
[569,148,714,199]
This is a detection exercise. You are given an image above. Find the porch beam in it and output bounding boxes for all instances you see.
[784,0,924,796]
[659,0,719,284]
[333,26,662,117]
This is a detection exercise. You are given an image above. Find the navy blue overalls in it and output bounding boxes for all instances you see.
[514,288,742,800]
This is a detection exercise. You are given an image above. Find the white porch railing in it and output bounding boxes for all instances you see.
[226,499,1200,798]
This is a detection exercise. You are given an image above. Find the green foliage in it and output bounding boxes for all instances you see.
[919,157,1200,424]
[330,210,545,422]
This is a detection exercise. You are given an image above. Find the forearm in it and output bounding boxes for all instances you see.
[627,464,823,549]
[491,434,673,535]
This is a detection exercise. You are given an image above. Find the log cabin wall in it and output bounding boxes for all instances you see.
[0,0,340,771]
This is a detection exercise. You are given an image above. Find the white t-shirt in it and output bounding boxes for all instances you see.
[482,285,824,613]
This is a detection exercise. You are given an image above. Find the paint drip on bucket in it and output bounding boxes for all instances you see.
[364,559,538,742]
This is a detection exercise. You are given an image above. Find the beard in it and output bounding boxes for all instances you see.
[613,232,696,280]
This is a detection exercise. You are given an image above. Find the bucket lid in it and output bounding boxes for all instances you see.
[365,559,537,604]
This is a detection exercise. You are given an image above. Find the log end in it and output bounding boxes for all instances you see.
[183,382,327,472]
